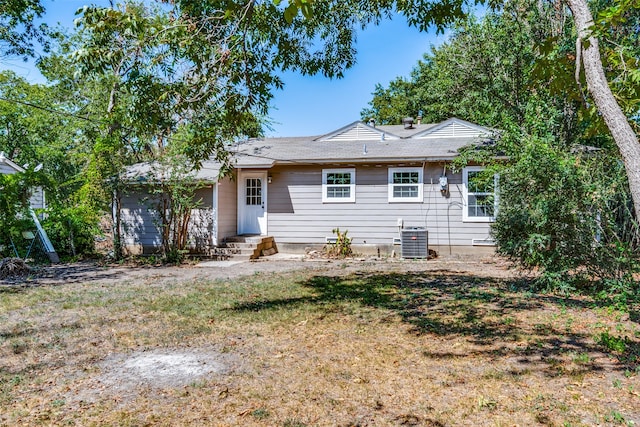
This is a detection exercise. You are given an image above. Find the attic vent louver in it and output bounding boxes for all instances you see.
[402,117,414,129]
[368,118,375,127]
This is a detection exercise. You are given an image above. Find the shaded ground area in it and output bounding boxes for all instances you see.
[0,255,320,287]
[0,255,638,426]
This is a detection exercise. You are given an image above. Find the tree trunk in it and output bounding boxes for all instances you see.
[566,0,640,221]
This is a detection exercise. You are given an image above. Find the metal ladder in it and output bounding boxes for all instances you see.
[29,209,60,263]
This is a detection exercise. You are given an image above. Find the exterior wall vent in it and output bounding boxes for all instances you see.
[401,227,428,259]
[471,238,496,246]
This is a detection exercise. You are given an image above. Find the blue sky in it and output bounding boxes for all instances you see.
[1,1,446,137]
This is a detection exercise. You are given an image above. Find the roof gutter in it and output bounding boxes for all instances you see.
[267,156,460,165]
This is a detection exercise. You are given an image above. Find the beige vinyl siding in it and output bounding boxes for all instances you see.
[266,164,493,247]
[216,176,237,241]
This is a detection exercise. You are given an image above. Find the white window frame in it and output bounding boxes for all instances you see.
[322,168,355,203]
[388,167,424,203]
[462,166,498,222]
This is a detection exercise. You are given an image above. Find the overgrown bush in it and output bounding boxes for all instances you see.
[42,204,100,259]
[143,152,204,264]
[492,139,640,298]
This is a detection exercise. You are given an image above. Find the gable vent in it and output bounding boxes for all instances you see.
[422,122,486,138]
[324,123,384,141]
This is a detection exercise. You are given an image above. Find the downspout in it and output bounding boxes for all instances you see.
[212,183,218,247]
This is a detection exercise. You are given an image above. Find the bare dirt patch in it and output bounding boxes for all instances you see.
[68,347,240,406]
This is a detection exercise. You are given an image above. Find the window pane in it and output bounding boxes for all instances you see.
[468,171,493,193]
[327,173,351,185]
[327,186,351,198]
[393,172,419,184]
[393,185,418,198]
[468,195,494,217]
[246,178,262,205]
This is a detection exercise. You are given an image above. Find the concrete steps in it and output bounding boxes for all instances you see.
[210,236,278,261]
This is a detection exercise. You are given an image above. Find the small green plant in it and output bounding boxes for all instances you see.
[51,399,65,407]
[572,352,590,364]
[565,316,574,332]
[251,408,270,420]
[597,331,628,353]
[603,410,629,425]
[324,228,352,258]
[477,395,498,410]
[502,316,515,326]
[164,248,188,265]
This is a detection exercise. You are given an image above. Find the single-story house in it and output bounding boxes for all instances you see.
[122,117,499,256]
[0,151,46,210]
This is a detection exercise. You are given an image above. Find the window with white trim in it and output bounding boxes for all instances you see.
[463,166,498,222]
[322,168,355,203]
[388,167,424,202]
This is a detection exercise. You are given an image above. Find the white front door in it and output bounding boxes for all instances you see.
[239,171,267,235]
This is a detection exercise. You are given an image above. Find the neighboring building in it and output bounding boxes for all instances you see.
[0,152,46,210]
[122,117,499,256]
[0,152,59,262]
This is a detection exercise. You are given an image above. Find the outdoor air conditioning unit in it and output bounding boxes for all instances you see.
[401,227,428,259]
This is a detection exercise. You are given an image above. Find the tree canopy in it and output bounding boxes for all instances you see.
[361,1,640,292]
[0,0,47,59]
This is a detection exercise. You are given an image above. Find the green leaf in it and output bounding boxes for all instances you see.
[284,3,298,23]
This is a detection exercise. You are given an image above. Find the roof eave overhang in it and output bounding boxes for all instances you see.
[0,154,26,172]
[268,156,460,165]
[123,177,218,186]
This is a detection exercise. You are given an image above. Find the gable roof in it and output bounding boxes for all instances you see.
[231,118,495,168]
[123,118,496,182]
[231,135,478,168]
[317,121,400,141]
[414,117,492,138]
[0,152,26,175]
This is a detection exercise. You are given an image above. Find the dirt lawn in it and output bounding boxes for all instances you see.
[1,254,638,426]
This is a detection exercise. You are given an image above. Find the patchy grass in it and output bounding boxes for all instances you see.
[0,260,639,426]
